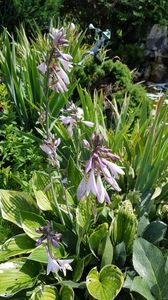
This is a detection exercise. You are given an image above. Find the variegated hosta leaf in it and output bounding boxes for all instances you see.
[0,260,41,297]
[86,265,123,300]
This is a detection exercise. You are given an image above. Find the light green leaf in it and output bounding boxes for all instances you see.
[86,265,123,300]
[34,190,52,211]
[101,236,113,268]
[131,276,155,300]
[31,285,59,300]
[20,211,47,240]
[0,260,41,297]
[0,190,38,227]
[76,197,94,228]
[0,234,35,262]
[89,223,108,258]
[60,285,74,300]
[28,245,65,264]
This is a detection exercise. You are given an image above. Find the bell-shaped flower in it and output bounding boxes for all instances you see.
[77,133,125,203]
[46,249,73,276]
[60,102,94,136]
[38,27,72,93]
[40,134,61,167]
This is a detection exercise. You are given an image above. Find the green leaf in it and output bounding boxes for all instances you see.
[111,200,137,253]
[28,245,65,264]
[131,276,155,300]
[133,238,168,299]
[34,190,52,211]
[101,236,113,268]
[89,223,108,258]
[31,285,59,300]
[76,197,94,228]
[113,242,126,268]
[73,258,84,282]
[20,211,47,240]
[0,260,41,297]
[60,285,74,300]
[86,265,123,300]
[142,221,167,244]
[0,190,38,227]
[0,234,35,262]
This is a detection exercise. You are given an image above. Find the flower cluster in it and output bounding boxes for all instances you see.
[40,133,60,167]
[38,28,72,93]
[36,222,73,276]
[60,102,94,136]
[35,221,62,248]
[77,133,125,203]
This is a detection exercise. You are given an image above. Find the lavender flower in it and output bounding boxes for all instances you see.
[46,249,73,276]
[36,221,62,248]
[38,28,72,93]
[40,133,61,166]
[77,133,125,203]
[60,102,94,136]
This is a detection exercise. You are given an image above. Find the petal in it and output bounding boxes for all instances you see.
[57,67,70,84]
[96,175,105,203]
[82,120,94,127]
[77,175,87,199]
[87,169,98,197]
[82,139,90,149]
[102,158,125,177]
[47,254,60,275]
[85,157,93,174]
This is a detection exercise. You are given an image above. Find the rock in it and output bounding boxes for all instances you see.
[146,24,167,55]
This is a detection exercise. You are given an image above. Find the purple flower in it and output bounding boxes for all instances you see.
[38,28,72,93]
[77,133,124,203]
[60,102,94,136]
[46,248,73,276]
[40,134,61,167]
[36,221,62,248]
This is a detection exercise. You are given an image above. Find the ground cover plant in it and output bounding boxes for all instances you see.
[0,24,168,300]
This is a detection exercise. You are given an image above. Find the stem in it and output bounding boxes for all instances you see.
[51,180,65,226]
[44,47,54,138]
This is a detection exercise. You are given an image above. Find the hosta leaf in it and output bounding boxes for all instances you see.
[72,257,84,282]
[20,211,47,240]
[101,235,113,268]
[0,190,38,227]
[86,265,123,300]
[131,276,155,300]
[142,220,167,244]
[28,245,65,264]
[111,200,137,253]
[89,223,108,258]
[60,285,74,300]
[31,285,59,300]
[0,260,41,297]
[0,234,35,262]
[34,190,52,211]
[133,238,168,299]
[76,197,94,228]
